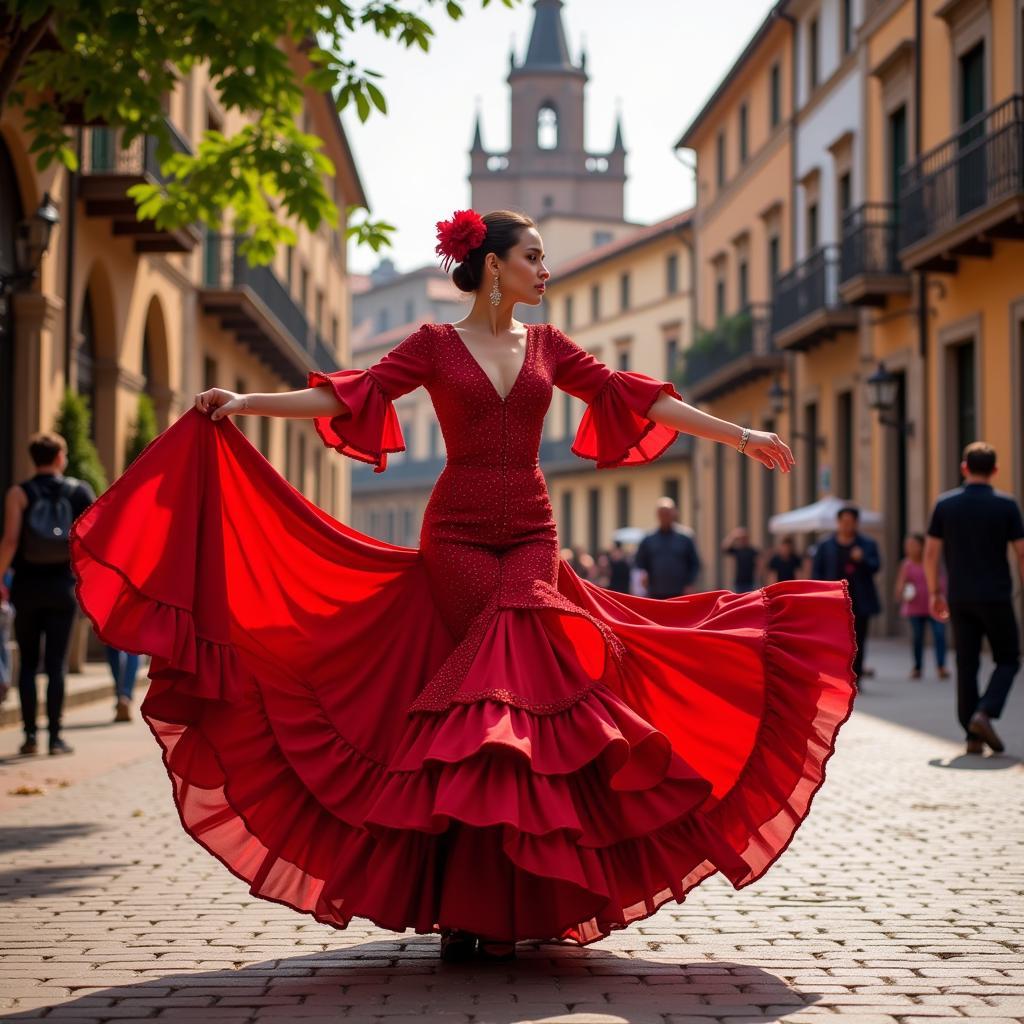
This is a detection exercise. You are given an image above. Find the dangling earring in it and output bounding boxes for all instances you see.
[489,275,502,307]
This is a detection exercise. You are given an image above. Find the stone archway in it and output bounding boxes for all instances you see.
[140,295,173,430]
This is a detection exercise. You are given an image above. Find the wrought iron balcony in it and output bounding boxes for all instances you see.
[771,245,858,351]
[682,303,780,403]
[199,233,340,388]
[839,202,911,306]
[899,94,1024,271]
[79,121,200,253]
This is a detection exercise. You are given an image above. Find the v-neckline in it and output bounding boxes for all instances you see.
[447,322,531,403]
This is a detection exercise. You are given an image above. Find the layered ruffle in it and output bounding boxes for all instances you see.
[69,409,857,945]
[572,370,684,469]
[308,368,406,473]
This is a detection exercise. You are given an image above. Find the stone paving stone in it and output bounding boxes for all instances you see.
[1,650,1023,1024]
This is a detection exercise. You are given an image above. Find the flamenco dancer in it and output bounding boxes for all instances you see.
[70,209,857,964]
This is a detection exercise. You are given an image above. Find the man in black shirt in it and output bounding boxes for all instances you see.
[722,526,760,592]
[0,432,96,756]
[925,442,1024,755]
[634,498,701,599]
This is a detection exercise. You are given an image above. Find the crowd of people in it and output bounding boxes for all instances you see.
[1,435,1021,759]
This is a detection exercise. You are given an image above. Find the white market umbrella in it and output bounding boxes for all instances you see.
[768,496,882,535]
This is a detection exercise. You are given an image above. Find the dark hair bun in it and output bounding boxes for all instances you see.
[447,210,536,294]
[452,261,480,293]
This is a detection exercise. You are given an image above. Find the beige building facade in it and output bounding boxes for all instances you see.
[1,40,365,519]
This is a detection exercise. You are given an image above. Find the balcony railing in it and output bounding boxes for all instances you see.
[84,120,192,184]
[79,120,199,252]
[682,303,779,402]
[899,94,1024,261]
[839,202,910,305]
[771,245,857,350]
[200,233,340,385]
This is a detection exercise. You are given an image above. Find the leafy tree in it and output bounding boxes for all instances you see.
[124,392,158,469]
[54,389,107,496]
[1,0,515,263]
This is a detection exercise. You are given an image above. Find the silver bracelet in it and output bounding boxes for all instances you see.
[737,426,751,454]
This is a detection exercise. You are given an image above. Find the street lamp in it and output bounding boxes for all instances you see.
[0,192,60,322]
[767,373,826,447]
[866,361,914,436]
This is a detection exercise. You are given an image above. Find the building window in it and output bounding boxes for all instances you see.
[666,253,679,295]
[563,391,574,440]
[738,102,749,164]
[587,487,601,556]
[405,299,415,323]
[203,355,217,391]
[768,235,780,293]
[564,295,574,330]
[285,247,294,290]
[665,337,679,378]
[808,18,820,91]
[715,276,726,322]
[617,348,630,371]
[888,105,908,204]
[738,259,749,309]
[841,0,853,56]
[259,417,271,459]
[300,266,309,314]
[560,490,574,547]
[285,421,294,483]
[315,290,324,333]
[537,105,559,149]
[331,315,339,348]
[377,307,389,333]
[807,201,819,252]
[770,62,782,127]
[803,402,819,504]
[616,484,631,529]
[590,283,601,322]
[619,272,631,312]
[954,340,977,459]
[716,130,726,187]
[593,230,613,247]
[836,390,854,499]
[662,477,680,507]
[838,171,852,217]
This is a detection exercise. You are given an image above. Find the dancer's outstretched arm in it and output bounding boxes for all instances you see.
[647,392,795,473]
[194,387,342,420]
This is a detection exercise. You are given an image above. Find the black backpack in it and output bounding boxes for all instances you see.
[19,477,81,565]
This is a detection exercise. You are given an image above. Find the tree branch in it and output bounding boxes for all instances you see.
[0,9,55,114]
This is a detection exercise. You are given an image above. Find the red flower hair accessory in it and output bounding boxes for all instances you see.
[435,209,487,272]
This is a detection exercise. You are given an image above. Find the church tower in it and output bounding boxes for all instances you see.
[469,0,627,226]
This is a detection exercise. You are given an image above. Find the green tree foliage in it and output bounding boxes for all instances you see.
[124,392,158,469]
[1,0,516,263]
[54,389,107,496]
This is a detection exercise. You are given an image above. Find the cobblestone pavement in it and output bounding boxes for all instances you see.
[1,638,1022,1024]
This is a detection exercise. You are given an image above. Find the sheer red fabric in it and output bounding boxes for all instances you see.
[70,322,856,944]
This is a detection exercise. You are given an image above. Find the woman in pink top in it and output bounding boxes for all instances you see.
[894,533,949,680]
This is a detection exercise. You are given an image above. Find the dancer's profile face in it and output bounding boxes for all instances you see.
[490,227,550,306]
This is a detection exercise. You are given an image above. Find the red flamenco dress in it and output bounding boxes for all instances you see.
[70,322,856,944]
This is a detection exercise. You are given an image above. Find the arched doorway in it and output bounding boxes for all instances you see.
[77,289,99,441]
[0,135,25,497]
[140,295,172,429]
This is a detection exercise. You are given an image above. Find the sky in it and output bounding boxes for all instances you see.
[342,0,774,275]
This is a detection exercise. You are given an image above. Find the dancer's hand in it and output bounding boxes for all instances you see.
[741,430,795,472]
[930,592,950,622]
[195,388,248,421]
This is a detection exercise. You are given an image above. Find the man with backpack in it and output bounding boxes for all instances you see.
[0,432,96,755]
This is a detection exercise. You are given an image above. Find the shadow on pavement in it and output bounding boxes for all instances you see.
[0,822,103,854]
[1,945,826,1023]
[0,860,129,901]
[927,752,1021,770]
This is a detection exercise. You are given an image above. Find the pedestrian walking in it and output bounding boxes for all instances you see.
[0,432,96,755]
[105,644,141,721]
[634,497,702,599]
[767,536,803,583]
[925,442,1024,755]
[722,526,760,592]
[606,540,632,594]
[811,505,881,689]
[69,207,855,960]
[894,533,949,681]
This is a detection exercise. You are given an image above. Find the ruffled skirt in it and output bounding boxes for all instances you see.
[70,409,857,944]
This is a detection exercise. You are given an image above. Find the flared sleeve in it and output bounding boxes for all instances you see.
[308,325,433,473]
[551,326,684,469]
